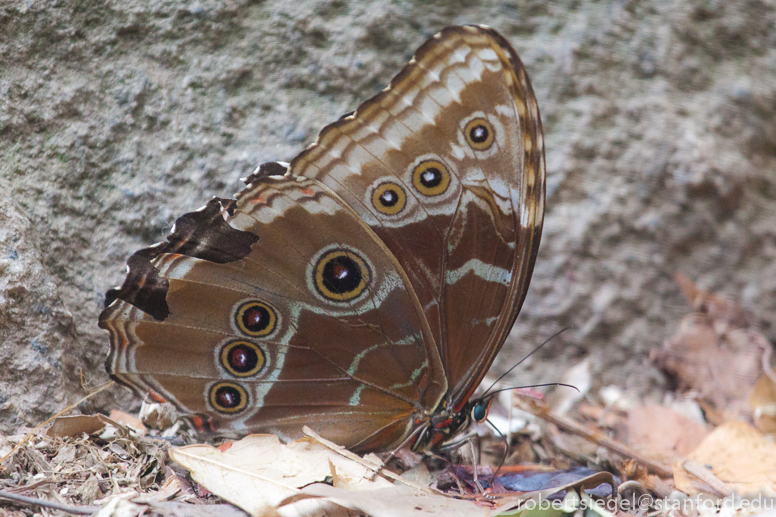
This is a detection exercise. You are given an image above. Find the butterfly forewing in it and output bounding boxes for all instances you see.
[291,25,546,410]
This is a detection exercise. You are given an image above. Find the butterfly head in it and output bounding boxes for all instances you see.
[411,395,495,452]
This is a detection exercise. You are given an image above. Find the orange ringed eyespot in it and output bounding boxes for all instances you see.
[412,160,450,196]
[220,340,265,377]
[314,249,371,302]
[371,182,407,215]
[235,301,277,337]
[464,118,495,150]
[209,382,248,413]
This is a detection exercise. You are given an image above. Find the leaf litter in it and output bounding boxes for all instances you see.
[3,274,776,516]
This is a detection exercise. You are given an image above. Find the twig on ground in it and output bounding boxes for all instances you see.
[513,395,674,478]
[302,426,441,495]
[681,459,734,497]
[0,489,100,515]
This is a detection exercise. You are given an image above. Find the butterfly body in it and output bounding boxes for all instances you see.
[100,25,545,454]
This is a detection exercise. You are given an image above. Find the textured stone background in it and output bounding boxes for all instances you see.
[1,0,774,433]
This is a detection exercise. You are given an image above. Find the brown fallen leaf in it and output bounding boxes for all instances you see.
[168,434,393,516]
[652,274,765,421]
[492,472,618,516]
[673,421,776,497]
[627,404,708,464]
[674,272,749,329]
[108,410,147,436]
[749,374,776,434]
[93,495,250,517]
[46,414,116,438]
[138,402,179,431]
[280,484,490,517]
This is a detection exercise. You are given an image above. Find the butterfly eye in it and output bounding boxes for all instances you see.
[412,160,451,196]
[371,182,407,215]
[209,382,248,413]
[471,398,492,423]
[235,301,277,337]
[464,118,495,150]
[471,403,486,422]
[314,249,371,302]
[220,341,265,377]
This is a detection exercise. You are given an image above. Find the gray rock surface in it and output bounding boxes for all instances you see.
[1,0,774,432]
[0,185,78,430]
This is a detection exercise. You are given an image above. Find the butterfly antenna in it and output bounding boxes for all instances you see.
[484,382,580,398]
[482,327,573,398]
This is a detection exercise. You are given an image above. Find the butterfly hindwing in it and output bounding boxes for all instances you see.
[100,172,447,452]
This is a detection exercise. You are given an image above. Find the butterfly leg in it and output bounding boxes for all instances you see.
[368,422,430,481]
[467,438,486,493]
[435,432,490,494]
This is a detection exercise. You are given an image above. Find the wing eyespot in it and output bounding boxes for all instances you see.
[412,160,451,196]
[220,340,266,377]
[209,382,248,413]
[464,118,495,150]
[313,249,371,302]
[371,182,407,215]
[235,301,277,337]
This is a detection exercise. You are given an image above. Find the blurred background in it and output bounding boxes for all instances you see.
[0,0,774,434]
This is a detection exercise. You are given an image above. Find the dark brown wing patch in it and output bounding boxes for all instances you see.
[102,197,260,321]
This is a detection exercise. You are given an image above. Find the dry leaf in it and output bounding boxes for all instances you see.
[46,414,115,438]
[674,273,749,328]
[673,421,776,496]
[652,275,764,421]
[94,494,249,517]
[75,474,104,504]
[169,434,392,516]
[280,484,490,517]
[109,410,148,435]
[627,405,708,463]
[492,472,617,516]
[749,374,776,434]
[652,317,761,415]
[139,402,179,430]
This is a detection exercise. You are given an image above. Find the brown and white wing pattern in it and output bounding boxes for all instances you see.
[100,25,545,453]
[292,25,545,410]
[99,169,447,453]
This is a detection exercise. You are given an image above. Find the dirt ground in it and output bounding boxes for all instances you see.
[1,0,774,436]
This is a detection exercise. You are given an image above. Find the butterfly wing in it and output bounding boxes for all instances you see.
[292,25,546,409]
[100,170,447,452]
